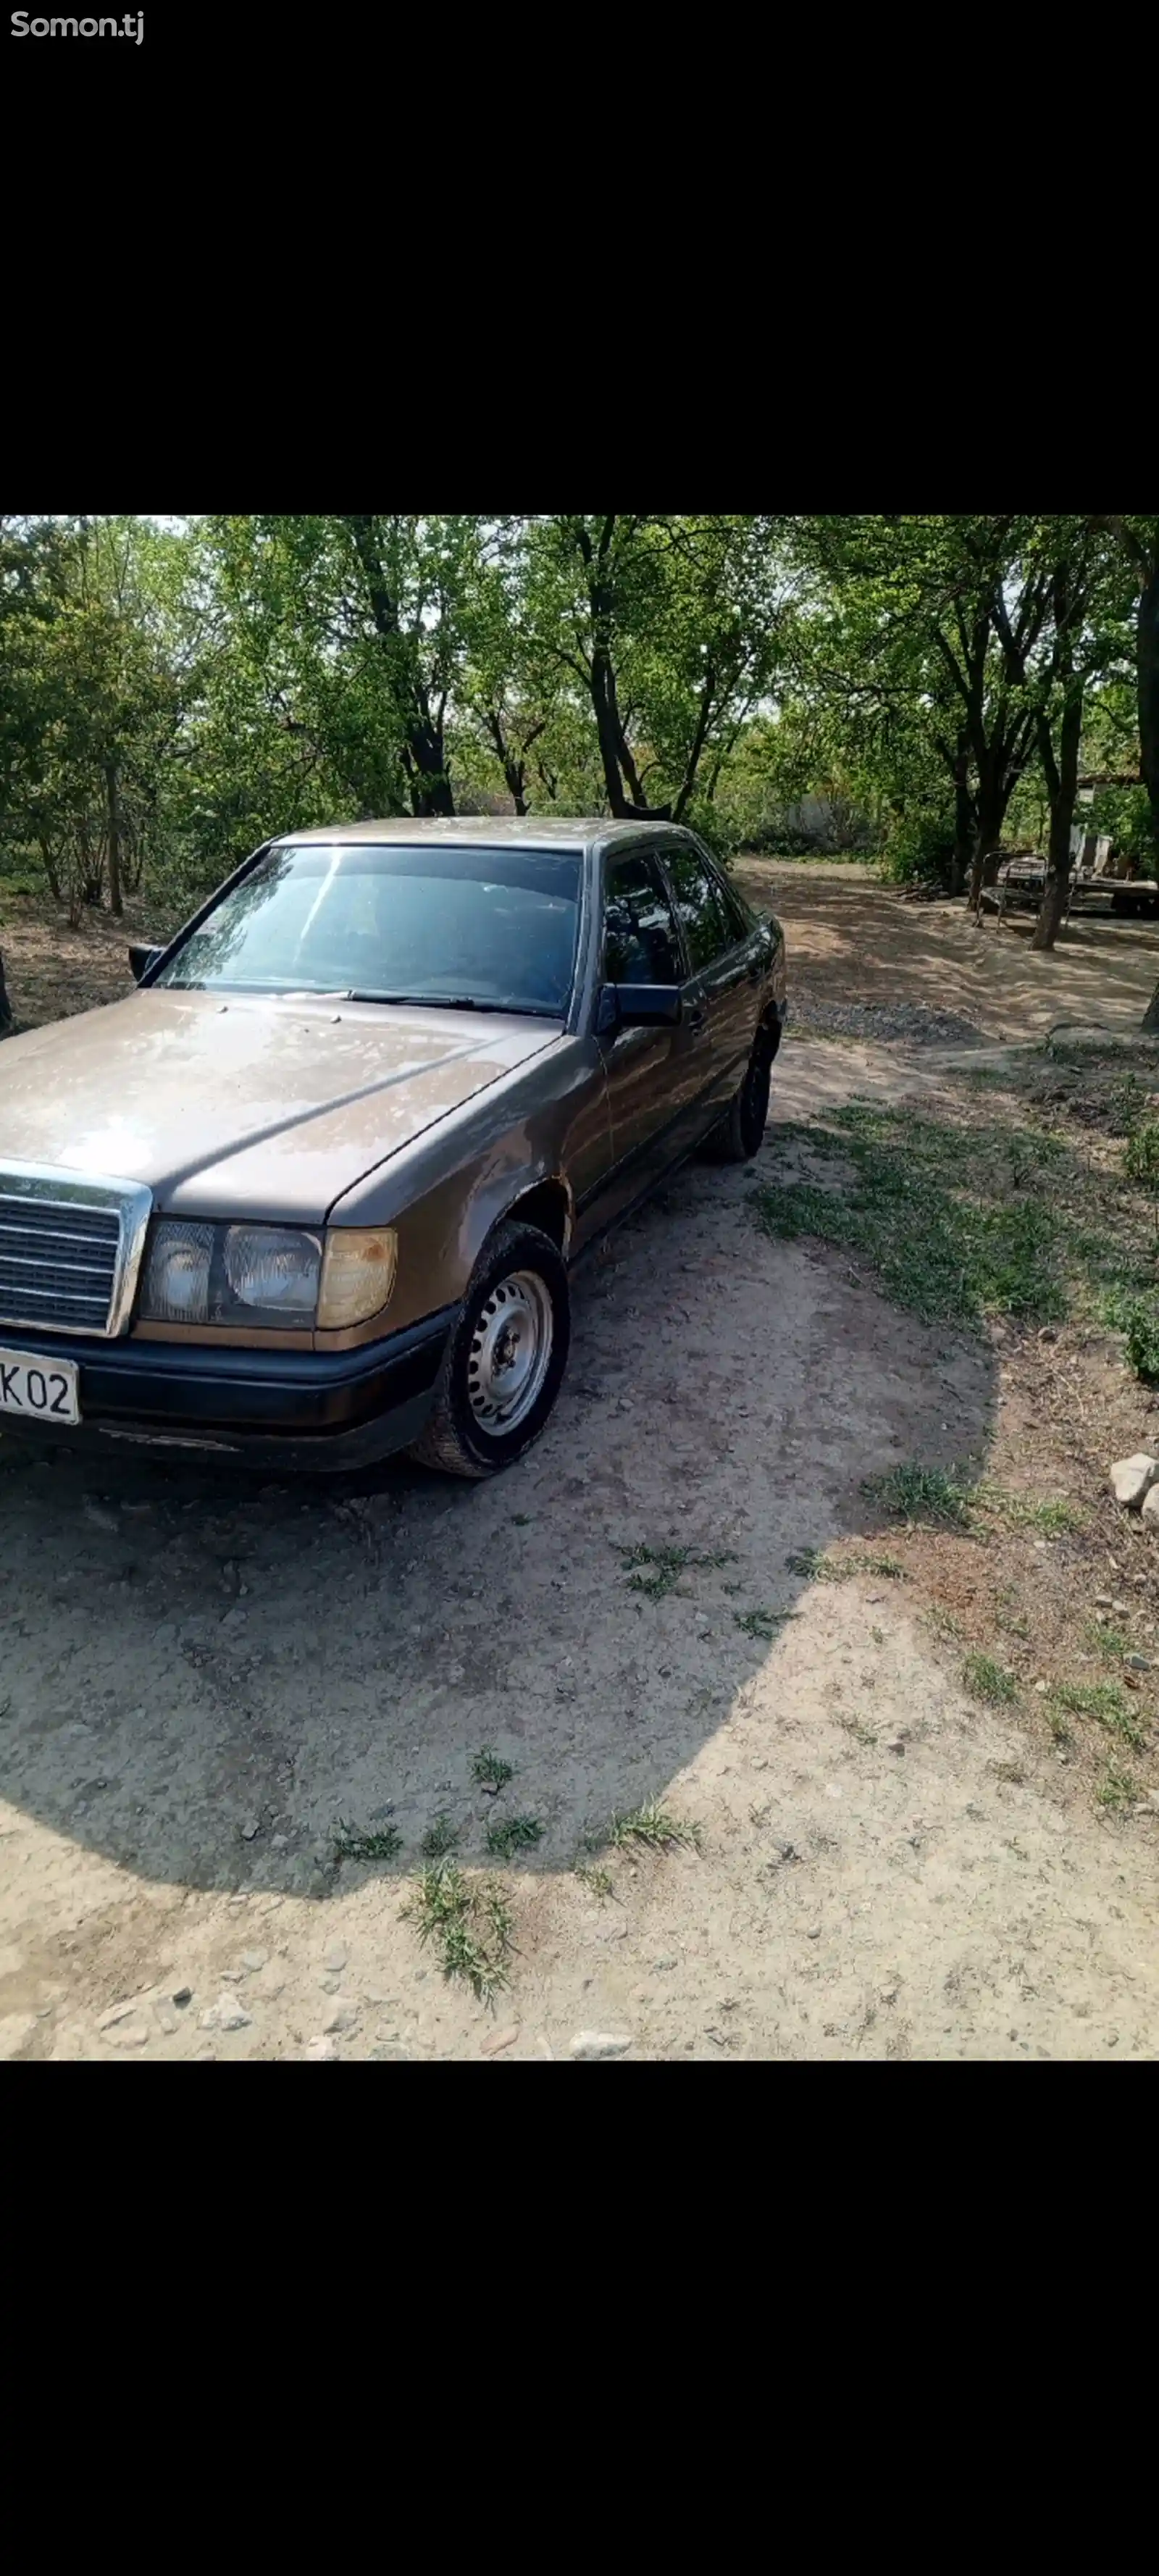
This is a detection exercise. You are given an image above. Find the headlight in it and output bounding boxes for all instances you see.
[223,1224,320,1318]
[140,1220,397,1331]
[318,1228,398,1329]
[142,1221,216,1323]
[141,1220,322,1329]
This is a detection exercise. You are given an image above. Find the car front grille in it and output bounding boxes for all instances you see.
[0,1168,153,1337]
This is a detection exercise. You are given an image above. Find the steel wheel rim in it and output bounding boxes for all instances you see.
[466,1269,554,1436]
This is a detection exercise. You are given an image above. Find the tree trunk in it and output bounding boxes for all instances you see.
[105,760,122,917]
[967,771,1013,911]
[484,712,529,814]
[950,740,973,898]
[1129,559,1159,1027]
[590,643,632,816]
[1032,683,1084,953]
[343,516,456,816]
[37,835,61,901]
[0,951,13,1038]
[1136,558,1159,852]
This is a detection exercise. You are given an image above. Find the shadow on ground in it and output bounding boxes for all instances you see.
[736,861,1159,1042]
[0,1120,997,1899]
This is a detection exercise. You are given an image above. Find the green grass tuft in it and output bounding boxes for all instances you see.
[419,1812,460,1860]
[403,1862,513,2003]
[472,1746,514,1794]
[869,1462,976,1527]
[485,1814,544,1860]
[786,1545,903,1582]
[333,1820,403,1865]
[1096,1761,1137,1812]
[1048,1679,1147,1749]
[735,1605,789,1640]
[1124,1121,1159,1187]
[619,1542,735,1599]
[606,1800,703,1855]
[962,1651,1018,1705]
[576,1864,614,1901]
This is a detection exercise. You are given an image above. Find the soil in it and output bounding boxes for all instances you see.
[3,863,1159,2063]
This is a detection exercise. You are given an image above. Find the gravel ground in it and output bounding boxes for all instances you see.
[787,995,987,1048]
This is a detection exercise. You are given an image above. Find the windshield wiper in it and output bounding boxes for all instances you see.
[344,992,559,1018]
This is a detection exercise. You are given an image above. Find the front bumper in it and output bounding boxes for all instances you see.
[0,1306,455,1473]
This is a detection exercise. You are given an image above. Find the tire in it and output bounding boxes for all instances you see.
[408,1221,571,1480]
[706,1019,779,1164]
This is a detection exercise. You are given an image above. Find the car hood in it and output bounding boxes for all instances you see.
[0,989,559,1222]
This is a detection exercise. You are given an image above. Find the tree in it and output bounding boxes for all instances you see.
[1092,519,1159,1024]
[522,515,785,824]
[789,517,1055,905]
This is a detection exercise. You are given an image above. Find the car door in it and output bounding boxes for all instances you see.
[658,840,762,1130]
[593,846,700,1226]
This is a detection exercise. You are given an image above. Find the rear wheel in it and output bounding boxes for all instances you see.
[409,1221,570,1480]
[706,1019,779,1163]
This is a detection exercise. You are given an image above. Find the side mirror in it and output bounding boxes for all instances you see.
[129,944,164,984]
[596,982,682,1034]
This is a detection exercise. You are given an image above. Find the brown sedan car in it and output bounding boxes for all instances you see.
[0,819,785,1477]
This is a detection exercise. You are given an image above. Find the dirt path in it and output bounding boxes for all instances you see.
[5,1016,1159,2062]
[738,860,1159,1044]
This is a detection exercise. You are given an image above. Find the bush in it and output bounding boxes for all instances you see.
[879,809,959,892]
[1104,1288,1159,1381]
[1124,1121,1159,1189]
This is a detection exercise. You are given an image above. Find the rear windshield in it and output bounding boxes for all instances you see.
[154,842,582,1016]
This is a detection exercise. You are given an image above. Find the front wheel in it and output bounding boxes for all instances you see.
[706,1020,778,1163]
[408,1221,571,1480]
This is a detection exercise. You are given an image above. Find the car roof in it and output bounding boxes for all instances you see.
[270,816,693,854]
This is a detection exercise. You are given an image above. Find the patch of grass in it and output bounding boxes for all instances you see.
[785,1544,903,1583]
[1096,1761,1137,1812]
[963,1651,1018,1705]
[472,1747,514,1794]
[1106,1291,1159,1382]
[869,1462,976,1528]
[576,1864,614,1901]
[1084,1620,1133,1664]
[982,1489,1084,1537]
[1049,1679,1147,1749]
[332,1820,403,1865]
[840,1715,878,1747]
[605,1800,703,1855]
[419,1812,460,1860]
[735,1605,788,1640]
[619,1542,735,1599]
[1124,1121,1159,1188]
[924,1605,964,1641]
[750,1105,1069,1326]
[1044,1705,1072,1744]
[485,1814,544,1860]
[403,1862,513,2003]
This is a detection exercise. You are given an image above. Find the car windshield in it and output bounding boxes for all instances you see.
[154,842,582,1016]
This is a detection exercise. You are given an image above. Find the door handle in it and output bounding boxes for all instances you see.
[686,1003,708,1034]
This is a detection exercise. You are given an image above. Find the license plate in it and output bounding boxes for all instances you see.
[0,1346,80,1426]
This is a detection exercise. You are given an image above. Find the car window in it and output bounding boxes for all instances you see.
[603,853,683,987]
[714,869,752,944]
[154,842,581,1016]
[662,846,735,969]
